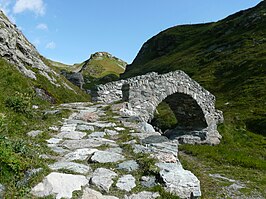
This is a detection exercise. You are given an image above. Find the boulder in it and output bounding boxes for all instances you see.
[90,168,117,193]
[31,172,88,199]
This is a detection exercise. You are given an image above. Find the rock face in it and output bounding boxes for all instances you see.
[0,11,59,84]
[94,70,223,145]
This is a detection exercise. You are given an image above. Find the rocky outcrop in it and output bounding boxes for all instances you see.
[0,11,67,87]
[94,70,223,145]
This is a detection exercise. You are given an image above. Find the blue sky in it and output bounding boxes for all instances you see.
[0,0,262,64]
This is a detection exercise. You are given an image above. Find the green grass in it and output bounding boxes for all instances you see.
[0,57,90,197]
[121,1,266,198]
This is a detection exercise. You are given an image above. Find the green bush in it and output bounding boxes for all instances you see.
[5,92,32,114]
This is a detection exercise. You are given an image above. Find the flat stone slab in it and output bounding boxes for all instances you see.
[125,191,160,199]
[116,175,136,192]
[60,124,77,132]
[118,160,139,172]
[64,148,98,161]
[61,138,118,150]
[56,131,86,140]
[82,187,118,199]
[76,124,95,131]
[156,163,201,198]
[90,151,125,163]
[49,162,91,174]
[31,172,88,199]
[90,168,117,193]
[47,138,62,144]
[86,122,116,128]
[88,131,106,138]
[104,129,119,136]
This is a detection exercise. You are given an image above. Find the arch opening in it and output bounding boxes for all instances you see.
[151,93,208,141]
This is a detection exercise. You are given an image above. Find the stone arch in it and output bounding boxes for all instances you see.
[94,70,223,145]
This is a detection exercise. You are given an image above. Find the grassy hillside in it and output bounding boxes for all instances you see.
[122,1,266,198]
[0,57,90,196]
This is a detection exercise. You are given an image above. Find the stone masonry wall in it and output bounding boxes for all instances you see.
[94,70,223,145]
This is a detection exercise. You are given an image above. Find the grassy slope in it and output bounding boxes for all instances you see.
[0,58,90,197]
[122,1,266,197]
[80,53,126,89]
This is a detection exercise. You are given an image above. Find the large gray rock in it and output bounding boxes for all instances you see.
[118,160,139,172]
[156,163,201,198]
[89,151,125,163]
[64,148,98,161]
[49,162,91,174]
[31,172,88,199]
[90,168,117,193]
[125,191,160,199]
[116,175,136,192]
[82,187,118,199]
[138,122,156,133]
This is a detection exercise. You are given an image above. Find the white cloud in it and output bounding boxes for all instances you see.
[36,23,48,30]
[46,41,56,49]
[13,0,45,16]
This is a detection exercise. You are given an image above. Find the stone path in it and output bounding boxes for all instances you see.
[29,102,201,199]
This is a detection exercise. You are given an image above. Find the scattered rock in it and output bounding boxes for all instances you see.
[82,187,118,199]
[90,168,117,193]
[118,160,139,172]
[89,151,125,163]
[17,168,43,187]
[209,174,236,183]
[125,191,160,199]
[156,163,201,198]
[76,124,95,131]
[49,162,91,174]
[64,148,98,161]
[116,175,136,192]
[56,131,86,140]
[31,172,88,199]
[27,130,43,137]
[141,176,157,188]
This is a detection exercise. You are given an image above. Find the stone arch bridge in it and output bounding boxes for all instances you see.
[93,70,223,145]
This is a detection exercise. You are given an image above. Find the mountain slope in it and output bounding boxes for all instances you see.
[122,1,266,135]
[0,10,89,193]
[122,1,266,197]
